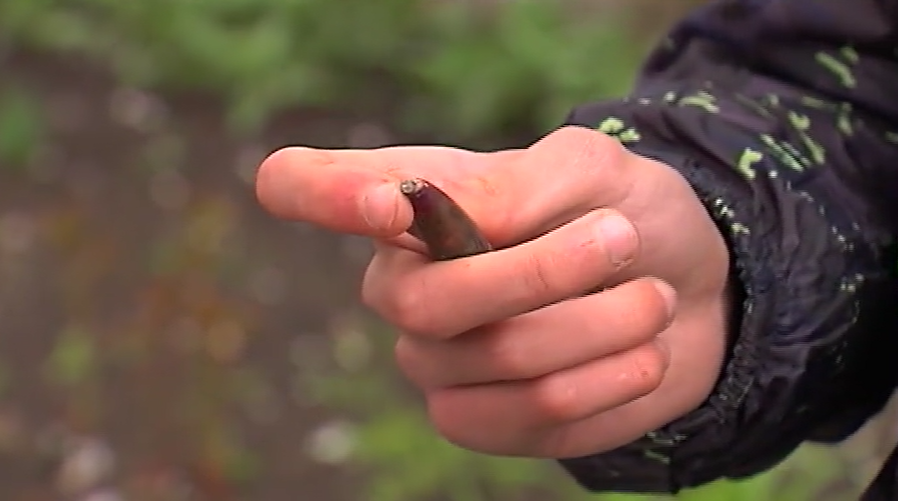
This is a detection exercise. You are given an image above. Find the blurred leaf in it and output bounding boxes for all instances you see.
[0,87,44,169]
[45,324,97,387]
[3,0,649,141]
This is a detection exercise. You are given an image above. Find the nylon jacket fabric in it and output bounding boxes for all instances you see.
[556,1,898,497]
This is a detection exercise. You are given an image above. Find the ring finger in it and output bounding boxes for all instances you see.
[395,277,676,389]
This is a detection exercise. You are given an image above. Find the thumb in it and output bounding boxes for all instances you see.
[254,145,487,237]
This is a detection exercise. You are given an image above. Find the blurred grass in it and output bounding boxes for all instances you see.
[0,0,889,500]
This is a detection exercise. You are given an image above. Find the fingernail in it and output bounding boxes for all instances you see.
[361,183,400,232]
[650,278,677,319]
[595,211,638,266]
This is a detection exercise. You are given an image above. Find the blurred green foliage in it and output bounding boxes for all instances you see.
[1,0,643,141]
[0,84,44,168]
[0,0,878,500]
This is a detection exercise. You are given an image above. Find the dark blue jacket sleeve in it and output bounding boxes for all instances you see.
[555,0,898,496]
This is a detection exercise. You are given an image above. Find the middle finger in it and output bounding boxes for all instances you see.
[362,209,640,339]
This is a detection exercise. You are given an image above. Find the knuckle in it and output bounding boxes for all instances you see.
[632,280,674,333]
[361,252,435,334]
[393,336,416,373]
[559,126,625,174]
[563,128,637,205]
[621,346,666,394]
[530,374,583,423]
[362,260,434,335]
[426,391,473,448]
[535,425,578,459]
[359,269,381,311]
[580,215,622,272]
[360,258,393,312]
[481,329,530,378]
[518,250,563,299]
[388,283,432,334]
[521,222,608,299]
[602,280,673,348]
[393,337,427,387]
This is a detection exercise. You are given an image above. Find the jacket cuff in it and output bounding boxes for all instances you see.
[559,145,898,493]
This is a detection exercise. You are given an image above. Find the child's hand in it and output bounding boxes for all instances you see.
[255,126,730,458]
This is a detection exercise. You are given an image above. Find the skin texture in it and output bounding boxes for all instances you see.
[255,126,730,459]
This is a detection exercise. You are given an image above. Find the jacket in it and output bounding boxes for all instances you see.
[557,1,898,498]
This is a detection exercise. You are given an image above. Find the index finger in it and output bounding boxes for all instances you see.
[254,145,482,237]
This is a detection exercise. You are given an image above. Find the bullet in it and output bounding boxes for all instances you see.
[399,178,492,260]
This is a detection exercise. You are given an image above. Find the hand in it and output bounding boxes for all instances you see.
[255,126,730,458]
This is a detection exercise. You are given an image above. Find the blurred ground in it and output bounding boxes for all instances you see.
[0,47,404,501]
